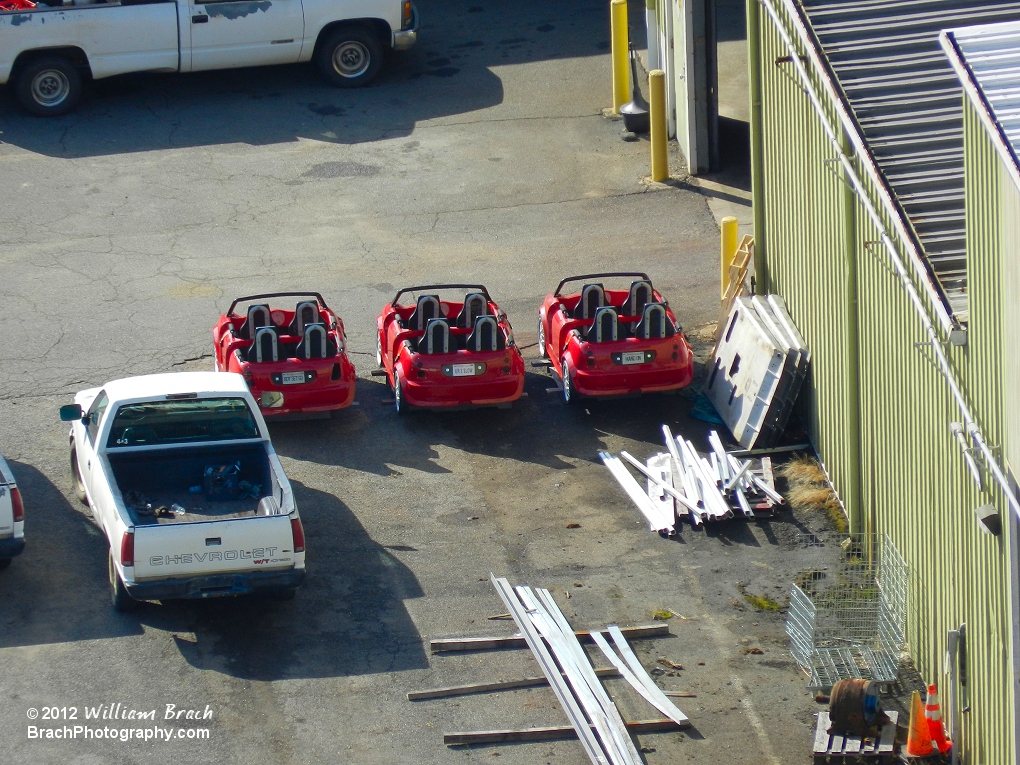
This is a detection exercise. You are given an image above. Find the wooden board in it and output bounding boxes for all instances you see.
[429,623,669,653]
[445,718,683,746]
[407,667,620,701]
[812,710,899,758]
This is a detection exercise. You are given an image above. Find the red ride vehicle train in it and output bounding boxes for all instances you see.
[213,292,357,417]
[537,273,694,402]
[375,285,526,413]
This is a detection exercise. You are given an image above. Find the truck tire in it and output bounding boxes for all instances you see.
[316,27,383,87]
[0,559,11,571]
[15,56,83,117]
[109,553,139,612]
[70,445,88,505]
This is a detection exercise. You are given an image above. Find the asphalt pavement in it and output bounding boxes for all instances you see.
[0,2,838,763]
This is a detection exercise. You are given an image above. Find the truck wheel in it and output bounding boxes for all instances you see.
[316,27,383,87]
[109,553,138,612]
[70,445,88,505]
[16,56,83,117]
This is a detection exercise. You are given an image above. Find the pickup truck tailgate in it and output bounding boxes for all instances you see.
[133,515,296,580]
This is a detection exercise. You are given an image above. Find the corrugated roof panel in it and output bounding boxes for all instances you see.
[801,0,1020,320]
[946,20,1020,172]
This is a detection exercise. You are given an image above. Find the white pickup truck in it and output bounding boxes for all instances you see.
[60,371,305,610]
[0,451,26,569]
[1,0,417,116]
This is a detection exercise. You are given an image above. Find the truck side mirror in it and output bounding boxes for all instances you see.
[59,404,84,422]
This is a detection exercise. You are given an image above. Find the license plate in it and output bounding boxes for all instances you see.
[621,351,646,365]
[281,371,306,385]
[451,363,476,377]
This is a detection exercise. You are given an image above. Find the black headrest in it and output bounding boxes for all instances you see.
[408,295,441,331]
[248,326,278,362]
[574,284,606,320]
[467,315,504,352]
[457,293,489,328]
[240,304,272,340]
[622,280,653,316]
[419,318,451,354]
[586,307,618,342]
[634,303,674,339]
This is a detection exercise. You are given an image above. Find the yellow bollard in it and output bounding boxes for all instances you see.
[611,0,629,114]
[649,69,668,181]
[720,216,739,299]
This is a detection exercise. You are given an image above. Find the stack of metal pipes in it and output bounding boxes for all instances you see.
[599,427,784,533]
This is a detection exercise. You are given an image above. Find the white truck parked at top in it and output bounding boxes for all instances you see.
[61,371,306,610]
[0,0,417,116]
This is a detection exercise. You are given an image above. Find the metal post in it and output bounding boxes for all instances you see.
[746,0,767,292]
[649,69,668,181]
[611,0,630,114]
[720,216,738,299]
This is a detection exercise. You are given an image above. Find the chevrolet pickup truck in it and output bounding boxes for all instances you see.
[0,450,26,569]
[60,371,305,610]
[1,0,418,116]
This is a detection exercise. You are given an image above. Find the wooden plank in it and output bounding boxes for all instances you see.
[429,623,669,653]
[407,668,620,701]
[444,718,682,746]
[829,733,845,755]
[843,733,863,753]
[877,711,898,754]
[813,712,831,754]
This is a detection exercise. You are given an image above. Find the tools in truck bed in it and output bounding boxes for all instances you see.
[600,428,783,533]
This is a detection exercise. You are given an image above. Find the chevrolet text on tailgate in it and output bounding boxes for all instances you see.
[60,371,306,611]
[0,0,418,116]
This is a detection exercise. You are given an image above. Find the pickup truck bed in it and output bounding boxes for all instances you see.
[109,443,271,526]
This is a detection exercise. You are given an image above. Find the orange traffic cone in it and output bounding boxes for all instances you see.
[905,689,935,757]
[925,682,953,755]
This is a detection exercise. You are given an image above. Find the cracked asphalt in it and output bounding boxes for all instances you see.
[0,1,841,763]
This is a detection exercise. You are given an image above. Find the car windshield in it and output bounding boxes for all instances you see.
[107,397,260,448]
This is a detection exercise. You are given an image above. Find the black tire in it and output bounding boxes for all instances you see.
[394,368,407,415]
[109,553,139,612]
[15,56,83,117]
[273,588,297,601]
[70,445,88,505]
[561,356,577,405]
[316,26,384,87]
[537,319,547,359]
[0,559,11,571]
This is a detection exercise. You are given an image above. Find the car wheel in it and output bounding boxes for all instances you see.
[394,368,407,415]
[561,356,577,405]
[537,319,547,359]
[16,56,83,117]
[70,445,88,505]
[109,553,138,612]
[316,26,383,87]
[375,333,383,368]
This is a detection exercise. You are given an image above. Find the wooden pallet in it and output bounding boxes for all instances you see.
[813,710,898,762]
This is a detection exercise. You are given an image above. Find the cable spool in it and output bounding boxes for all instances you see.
[828,679,885,736]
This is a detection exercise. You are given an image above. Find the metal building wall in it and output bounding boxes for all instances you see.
[750,3,1016,761]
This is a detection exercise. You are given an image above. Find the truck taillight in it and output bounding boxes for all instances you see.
[402,0,413,28]
[10,487,23,523]
[291,517,305,554]
[121,532,134,567]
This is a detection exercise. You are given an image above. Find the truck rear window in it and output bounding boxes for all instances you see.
[107,397,260,447]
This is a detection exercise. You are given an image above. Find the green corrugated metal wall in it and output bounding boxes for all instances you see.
[750,3,1016,761]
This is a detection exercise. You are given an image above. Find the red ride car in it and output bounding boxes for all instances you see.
[376,285,525,413]
[537,273,694,402]
[213,292,356,416]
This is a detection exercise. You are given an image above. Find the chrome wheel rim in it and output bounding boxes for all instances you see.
[332,42,370,78]
[32,69,70,107]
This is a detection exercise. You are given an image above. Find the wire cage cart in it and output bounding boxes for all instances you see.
[786,533,908,691]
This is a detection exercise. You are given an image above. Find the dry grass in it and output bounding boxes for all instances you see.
[778,455,848,533]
